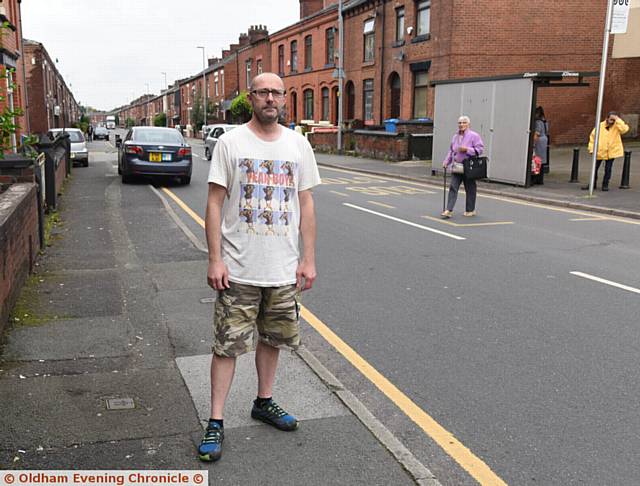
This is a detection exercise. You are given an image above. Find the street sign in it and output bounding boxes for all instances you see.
[611,0,630,34]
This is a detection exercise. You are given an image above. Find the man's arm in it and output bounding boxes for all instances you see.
[615,117,630,135]
[296,189,317,291]
[205,183,230,290]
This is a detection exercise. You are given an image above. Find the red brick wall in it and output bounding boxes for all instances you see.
[270,7,339,124]
[238,39,272,93]
[308,130,409,160]
[0,183,38,334]
[0,0,27,144]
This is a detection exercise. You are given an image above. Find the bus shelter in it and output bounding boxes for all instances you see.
[431,72,596,187]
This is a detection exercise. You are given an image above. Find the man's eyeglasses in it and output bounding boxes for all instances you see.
[251,89,286,100]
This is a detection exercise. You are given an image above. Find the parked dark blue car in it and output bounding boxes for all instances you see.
[117,127,192,185]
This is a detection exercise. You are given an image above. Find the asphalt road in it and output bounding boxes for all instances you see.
[104,130,640,485]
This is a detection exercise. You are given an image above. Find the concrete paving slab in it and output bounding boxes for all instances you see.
[194,415,415,485]
[176,352,347,428]
[0,435,202,470]
[3,315,131,361]
[0,368,199,450]
[20,270,123,319]
[148,261,209,292]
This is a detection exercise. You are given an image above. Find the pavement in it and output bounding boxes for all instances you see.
[312,140,640,220]
[0,147,436,484]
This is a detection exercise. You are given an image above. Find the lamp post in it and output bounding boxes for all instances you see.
[197,46,207,132]
[337,0,344,154]
[161,72,168,127]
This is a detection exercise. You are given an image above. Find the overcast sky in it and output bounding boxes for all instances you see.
[21,0,300,111]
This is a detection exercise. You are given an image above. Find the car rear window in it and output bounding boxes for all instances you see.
[133,129,184,144]
[68,131,84,143]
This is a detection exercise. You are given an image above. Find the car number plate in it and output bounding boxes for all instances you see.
[162,153,172,161]
[149,152,161,162]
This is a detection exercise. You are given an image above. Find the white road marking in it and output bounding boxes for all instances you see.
[193,153,201,159]
[344,203,465,240]
[570,271,640,295]
[330,190,350,197]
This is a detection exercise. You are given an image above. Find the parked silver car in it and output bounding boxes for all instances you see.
[204,124,238,160]
[49,128,89,167]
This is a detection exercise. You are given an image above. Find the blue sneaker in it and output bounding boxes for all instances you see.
[198,421,224,462]
[251,398,298,431]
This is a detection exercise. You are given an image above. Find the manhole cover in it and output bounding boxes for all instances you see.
[200,297,216,304]
[106,398,135,410]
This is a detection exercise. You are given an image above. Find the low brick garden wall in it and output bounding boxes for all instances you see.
[0,183,39,334]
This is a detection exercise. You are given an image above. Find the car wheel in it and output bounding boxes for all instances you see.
[117,164,122,175]
[182,176,191,185]
[205,147,211,160]
[84,160,89,167]
[122,174,133,184]
[106,136,110,141]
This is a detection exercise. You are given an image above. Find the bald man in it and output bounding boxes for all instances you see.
[199,73,321,462]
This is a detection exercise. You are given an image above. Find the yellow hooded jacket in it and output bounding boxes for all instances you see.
[588,118,629,160]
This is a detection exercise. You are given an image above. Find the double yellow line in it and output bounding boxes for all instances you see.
[161,186,507,486]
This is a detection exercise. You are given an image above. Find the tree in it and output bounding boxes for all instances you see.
[125,117,135,128]
[114,114,120,127]
[191,90,204,130]
[153,112,167,127]
[230,91,252,123]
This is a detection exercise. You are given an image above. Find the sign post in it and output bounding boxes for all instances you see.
[588,0,615,197]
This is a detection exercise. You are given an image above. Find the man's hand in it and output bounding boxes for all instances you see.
[207,260,230,290]
[442,161,449,168]
[458,146,468,153]
[296,260,316,291]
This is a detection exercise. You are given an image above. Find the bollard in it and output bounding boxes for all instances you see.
[569,148,580,182]
[619,151,631,189]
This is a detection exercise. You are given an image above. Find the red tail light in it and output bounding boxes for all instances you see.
[178,147,191,157]
[126,145,143,155]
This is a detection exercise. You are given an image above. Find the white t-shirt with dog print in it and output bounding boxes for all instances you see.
[208,124,321,287]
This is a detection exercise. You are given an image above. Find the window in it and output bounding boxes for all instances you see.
[303,89,314,120]
[246,61,252,89]
[413,71,428,118]
[214,73,219,96]
[363,19,375,62]
[416,1,431,37]
[326,28,335,65]
[321,87,329,121]
[396,8,405,42]
[304,35,313,70]
[363,79,374,121]
[278,45,285,75]
[257,60,263,75]
[221,70,225,94]
[291,41,298,73]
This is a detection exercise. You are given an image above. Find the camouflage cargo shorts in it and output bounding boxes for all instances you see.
[213,282,301,357]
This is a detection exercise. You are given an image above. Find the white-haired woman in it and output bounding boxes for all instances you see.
[441,116,485,218]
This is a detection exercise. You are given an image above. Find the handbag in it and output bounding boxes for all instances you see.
[463,156,488,180]
[452,162,465,174]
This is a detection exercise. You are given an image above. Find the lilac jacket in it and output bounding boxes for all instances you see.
[443,129,485,168]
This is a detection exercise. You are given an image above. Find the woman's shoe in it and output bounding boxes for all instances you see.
[463,211,477,217]
[441,210,452,219]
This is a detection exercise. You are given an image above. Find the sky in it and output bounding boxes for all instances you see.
[21,0,300,111]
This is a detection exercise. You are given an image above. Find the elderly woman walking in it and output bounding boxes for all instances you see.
[441,116,485,218]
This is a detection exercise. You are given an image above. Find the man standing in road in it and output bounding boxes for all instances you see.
[582,112,629,191]
[199,72,321,462]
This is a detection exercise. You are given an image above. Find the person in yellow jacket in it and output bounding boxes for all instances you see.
[582,112,629,191]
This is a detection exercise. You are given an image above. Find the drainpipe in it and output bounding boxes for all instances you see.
[18,0,30,134]
[337,0,344,153]
[379,4,385,124]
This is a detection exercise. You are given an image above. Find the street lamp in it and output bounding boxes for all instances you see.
[161,72,168,127]
[197,46,207,132]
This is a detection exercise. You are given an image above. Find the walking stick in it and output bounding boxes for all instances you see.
[442,166,447,212]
